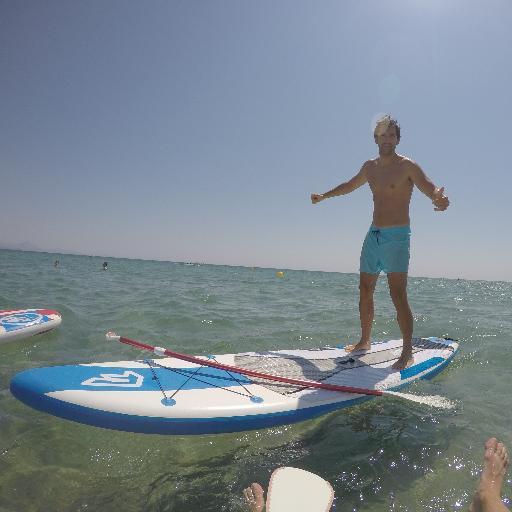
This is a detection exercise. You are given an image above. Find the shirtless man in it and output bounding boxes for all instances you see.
[311,115,449,370]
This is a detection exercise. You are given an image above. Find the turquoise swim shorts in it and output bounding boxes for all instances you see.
[359,224,411,274]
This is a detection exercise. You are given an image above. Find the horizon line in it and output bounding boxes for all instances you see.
[1,247,509,284]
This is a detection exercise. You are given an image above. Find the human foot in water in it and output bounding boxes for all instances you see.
[470,437,509,512]
[243,482,265,512]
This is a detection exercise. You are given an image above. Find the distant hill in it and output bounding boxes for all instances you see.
[0,244,112,259]
[0,241,43,252]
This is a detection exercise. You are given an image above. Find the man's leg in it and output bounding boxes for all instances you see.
[387,272,414,370]
[346,272,378,352]
[469,438,509,512]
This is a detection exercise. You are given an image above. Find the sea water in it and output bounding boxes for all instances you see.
[0,249,510,511]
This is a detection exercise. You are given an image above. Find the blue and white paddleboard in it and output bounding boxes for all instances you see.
[0,309,61,345]
[10,337,458,435]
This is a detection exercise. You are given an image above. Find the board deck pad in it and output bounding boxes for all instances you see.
[234,337,450,395]
[10,337,458,435]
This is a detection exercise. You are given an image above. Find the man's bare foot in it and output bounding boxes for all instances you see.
[391,353,414,370]
[243,482,265,512]
[470,437,509,512]
[345,341,371,353]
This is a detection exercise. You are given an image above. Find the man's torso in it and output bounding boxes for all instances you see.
[366,155,413,227]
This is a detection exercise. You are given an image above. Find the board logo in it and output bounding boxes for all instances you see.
[0,313,44,331]
[81,371,144,388]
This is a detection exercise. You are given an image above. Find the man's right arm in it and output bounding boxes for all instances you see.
[311,162,369,204]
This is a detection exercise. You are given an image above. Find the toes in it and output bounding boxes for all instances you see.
[497,443,509,464]
[251,482,264,499]
[484,437,498,451]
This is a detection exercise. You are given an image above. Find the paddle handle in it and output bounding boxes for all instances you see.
[106,332,384,397]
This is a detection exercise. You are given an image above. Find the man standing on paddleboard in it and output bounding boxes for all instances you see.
[311,115,449,370]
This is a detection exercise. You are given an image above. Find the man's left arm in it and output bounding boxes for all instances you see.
[407,161,450,211]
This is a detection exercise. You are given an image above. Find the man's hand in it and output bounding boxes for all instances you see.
[311,193,325,204]
[432,187,449,211]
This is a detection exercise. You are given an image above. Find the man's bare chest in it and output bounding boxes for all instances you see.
[367,166,412,193]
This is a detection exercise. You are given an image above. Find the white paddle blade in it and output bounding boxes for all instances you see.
[266,467,334,512]
[384,390,455,409]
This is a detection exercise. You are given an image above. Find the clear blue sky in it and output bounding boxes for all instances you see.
[1,0,511,281]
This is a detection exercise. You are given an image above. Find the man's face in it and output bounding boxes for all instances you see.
[374,124,399,155]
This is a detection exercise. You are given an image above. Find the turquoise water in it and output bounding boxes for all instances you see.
[0,249,510,511]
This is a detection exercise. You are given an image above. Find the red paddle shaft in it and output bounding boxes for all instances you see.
[107,333,384,397]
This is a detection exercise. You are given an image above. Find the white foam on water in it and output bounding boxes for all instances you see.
[385,390,455,409]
